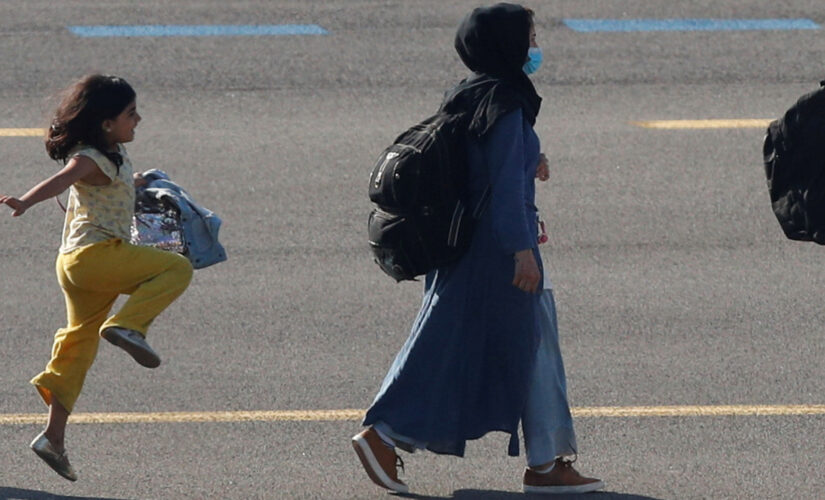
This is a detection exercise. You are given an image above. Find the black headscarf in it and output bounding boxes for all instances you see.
[441,3,542,138]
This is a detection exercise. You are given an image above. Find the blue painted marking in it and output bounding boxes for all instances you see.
[68,24,328,37]
[563,18,820,32]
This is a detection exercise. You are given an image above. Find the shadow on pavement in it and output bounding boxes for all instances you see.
[0,488,127,500]
[396,490,664,500]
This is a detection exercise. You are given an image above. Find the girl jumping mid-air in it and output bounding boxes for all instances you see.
[0,74,193,481]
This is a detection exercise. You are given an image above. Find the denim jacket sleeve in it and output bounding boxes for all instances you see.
[483,109,535,255]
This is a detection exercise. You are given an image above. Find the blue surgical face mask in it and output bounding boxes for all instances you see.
[523,46,543,75]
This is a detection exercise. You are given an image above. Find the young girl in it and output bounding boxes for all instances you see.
[0,74,193,481]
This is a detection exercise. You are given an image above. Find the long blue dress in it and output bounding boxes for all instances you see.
[363,108,542,457]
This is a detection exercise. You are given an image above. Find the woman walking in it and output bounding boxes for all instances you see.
[352,4,603,495]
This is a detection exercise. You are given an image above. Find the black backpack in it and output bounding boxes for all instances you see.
[763,81,825,244]
[368,112,488,282]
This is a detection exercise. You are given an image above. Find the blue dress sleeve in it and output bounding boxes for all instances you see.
[482,109,534,255]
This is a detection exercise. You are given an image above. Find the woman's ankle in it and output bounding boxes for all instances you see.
[529,461,556,474]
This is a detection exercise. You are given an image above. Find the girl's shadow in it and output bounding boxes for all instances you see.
[0,488,126,500]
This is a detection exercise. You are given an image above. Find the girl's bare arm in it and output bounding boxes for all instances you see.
[0,156,107,216]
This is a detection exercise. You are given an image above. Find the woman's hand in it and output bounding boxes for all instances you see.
[536,153,549,182]
[0,195,29,217]
[513,248,541,294]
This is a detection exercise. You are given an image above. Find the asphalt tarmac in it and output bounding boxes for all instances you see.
[1,1,825,499]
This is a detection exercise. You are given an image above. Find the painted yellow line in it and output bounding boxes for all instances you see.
[0,128,45,137]
[0,409,365,425]
[572,404,825,417]
[632,119,771,129]
[2,405,824,425]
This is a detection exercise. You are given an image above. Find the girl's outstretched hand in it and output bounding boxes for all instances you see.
[0,195,28,217]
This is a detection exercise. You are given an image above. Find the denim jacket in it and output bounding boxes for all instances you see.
[138,169,227,269]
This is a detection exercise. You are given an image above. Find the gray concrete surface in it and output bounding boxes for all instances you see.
[1,1,824,498]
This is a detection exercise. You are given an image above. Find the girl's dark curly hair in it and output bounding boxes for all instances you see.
[45,74,136,167]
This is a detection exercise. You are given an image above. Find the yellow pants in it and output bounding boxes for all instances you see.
[31,239,193,412]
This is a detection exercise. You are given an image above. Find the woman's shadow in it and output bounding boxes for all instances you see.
[396,491,663,500]
[0,488,126,500]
